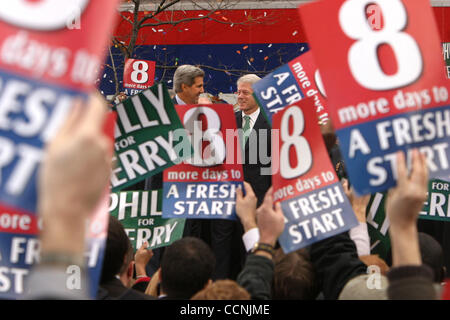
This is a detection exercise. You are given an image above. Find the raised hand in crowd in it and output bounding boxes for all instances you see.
[342,178,372,257]
[342,179,371,224]
[135,242,153,279]
[28,93,112,299]
[236,181,258,232]
[255,187,285,253]
[385,149,437,300]
[39,93,112,258]
[236,187,285,300]
[131,242,154,293]
[386,149,428,239]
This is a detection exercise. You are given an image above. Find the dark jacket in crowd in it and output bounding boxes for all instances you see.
[97,278,155,300]
[237,254,274,300]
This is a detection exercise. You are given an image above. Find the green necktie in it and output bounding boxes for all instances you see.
[243,115,251,146]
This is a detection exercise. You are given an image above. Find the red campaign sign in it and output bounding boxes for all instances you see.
[298,0,450,130]
[272,98,338,204]
[0,203,39,235]
[272,98,358,252]
[0,0,120,92]
[287,51,329,124]
[123,59,156,90]
[164,104,244,182]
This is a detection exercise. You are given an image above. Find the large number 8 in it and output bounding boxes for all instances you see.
[0,0,88,30]
[339,0,423,90]
[131,61,149,84]
[280,106,312,179]
[183,107,226,167]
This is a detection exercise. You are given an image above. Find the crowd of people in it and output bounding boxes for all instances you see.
[27,64,447,301]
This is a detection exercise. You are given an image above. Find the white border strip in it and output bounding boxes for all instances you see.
[119,0,450,11]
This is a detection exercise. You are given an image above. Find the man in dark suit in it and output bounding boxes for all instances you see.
[211,74,272,280]
[234,74,272,205]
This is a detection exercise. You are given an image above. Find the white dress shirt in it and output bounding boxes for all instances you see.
[175,94,186,105]
[241,108,260,131]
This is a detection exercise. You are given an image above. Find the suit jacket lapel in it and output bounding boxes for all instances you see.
[252,110,269,131]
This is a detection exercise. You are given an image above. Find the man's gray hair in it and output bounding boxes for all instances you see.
[237,74,261,86]
[173,65,205,93]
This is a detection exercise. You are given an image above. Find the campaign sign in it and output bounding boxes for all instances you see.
[365,179,450,260]
[253,51,328,125]
[111,82,192,191]
[109,190,185,250]
[299,0,450,195]
[0,0,121,299]
[272,99,358,253]
[419,179,450,222]
[163,104,244,221]
[123,59,156,96]
[365,192,391,260]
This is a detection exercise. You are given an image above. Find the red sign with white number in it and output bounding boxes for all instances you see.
[0,0,119,91]
[162,104,244,221]
[299,0,449,130]
[123,59,156,90]
[272,98,337,203]
[0,0,120,299]
[299,0,450,195]
[272,98,358,252]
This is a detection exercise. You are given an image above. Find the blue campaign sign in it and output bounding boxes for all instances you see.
[0,71,82,214]
[0,233,37,298]
[337,106,450,195]
[0,70,111,300]
[0,0,120,298]
[253,63,301,124]
[162,181,243,220]
[0,234,106,299]
[253,51,328,125]
[85,238,106,298]
[278,182,358,252]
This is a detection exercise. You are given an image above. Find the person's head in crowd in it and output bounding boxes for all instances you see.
[236,74,261,115]
[160,237,215,299]
[100,216,134,287]
[338,273,388,300]
[385,232,446,283]
[418,232,446,283]
[272,248,318,300]
[173,65,205,104]
[191,280,250,300]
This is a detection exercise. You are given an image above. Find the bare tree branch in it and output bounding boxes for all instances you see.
[108,46,121,102]
[140,8,217,28]
[138,0,182,27]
